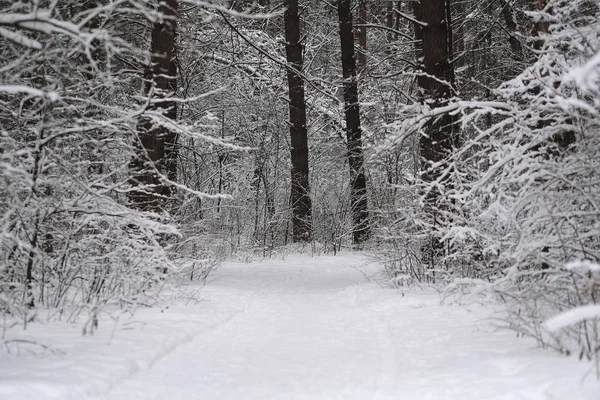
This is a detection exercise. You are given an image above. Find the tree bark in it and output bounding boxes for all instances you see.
[412,0,457,266]
[337,0,370,245]
[384,1,394,53]
[284,0,312,242]
[130,0,178,212]
[501,0,523,57]
[386,1,394,32]
[529,0,575,149]
[413,0,456,183]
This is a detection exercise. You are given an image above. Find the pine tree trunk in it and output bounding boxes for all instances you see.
[529,0,575,149]
[284,0,312,242]
[501,0,523,57]
[386,1,394,32]
[385,1,394,53]
[130,0,179,212]
[337,0,370,245]
[412,0,457,267]
[413,0,456,183]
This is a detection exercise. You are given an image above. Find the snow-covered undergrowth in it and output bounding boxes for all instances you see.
[445,0,600,366]
[378,0,600,368]
[0,0,222,345]
[1,253,598,400]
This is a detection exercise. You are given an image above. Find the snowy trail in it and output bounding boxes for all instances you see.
[1,253,598,400]
[101,258,399,400]
[96,254,597,400]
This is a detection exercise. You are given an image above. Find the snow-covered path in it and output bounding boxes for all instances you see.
[1,253,598,399]
[98,254,596,400]
[103,257,400,400]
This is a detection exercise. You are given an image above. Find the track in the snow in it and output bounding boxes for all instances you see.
[96,254,598,400]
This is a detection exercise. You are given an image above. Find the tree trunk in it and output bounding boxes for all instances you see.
[413,0,456,179]
[529,0,575,149]
[412,0,457,267]
[386,1,394,32]
[129,0,178,212]
[384,1,394,53]
[394,1,401,36]
[284,0,312,242]
[501,0,523,57]
[337,0,370,245]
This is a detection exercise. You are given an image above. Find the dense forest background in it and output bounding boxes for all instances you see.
[1,0,599,362]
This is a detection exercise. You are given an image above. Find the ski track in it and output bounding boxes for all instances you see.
[1,253,598,400]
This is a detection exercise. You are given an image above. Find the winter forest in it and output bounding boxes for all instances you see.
[1,0,600,398]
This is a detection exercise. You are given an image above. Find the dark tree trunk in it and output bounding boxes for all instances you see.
[284,0,312,242]
[529,0,575,150]
[129,0,178,212]
[386,1,394,32]
[412,0,457,266]
[337,0,370,245]
[413,0,456,182]
[501,0,523,57]
[385,1,394,53]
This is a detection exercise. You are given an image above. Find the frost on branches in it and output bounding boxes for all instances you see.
[0,1,220,337]
[378,0,600,362]
[445,0,600,361]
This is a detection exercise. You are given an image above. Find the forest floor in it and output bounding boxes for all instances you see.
[1,252,598,400]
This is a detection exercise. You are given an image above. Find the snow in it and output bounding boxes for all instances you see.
[0,85,60,101]
[0,27,42,49]
[1,253,598,400]
[546,305,600,331]
[565,260,600,272]
[0,12,80,36]
[566,51,600,94]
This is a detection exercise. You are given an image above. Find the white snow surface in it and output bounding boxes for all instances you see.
[1,253,598,400]
[546,305,600,331]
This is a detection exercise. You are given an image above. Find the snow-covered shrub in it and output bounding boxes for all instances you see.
[438,0,600,360]
[0,2,224,333]
[375,0,600,359]
[545,261,600,377]
[369,133,431,283]
[0,1,177,323]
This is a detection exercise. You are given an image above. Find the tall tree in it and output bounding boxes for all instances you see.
[386,0,394,33]
[529,0,575,150]
[412,0,457,265]
[337,0,370,244]
[501,0,523,57]
[284,0,313,242]
[130,0,179,211]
